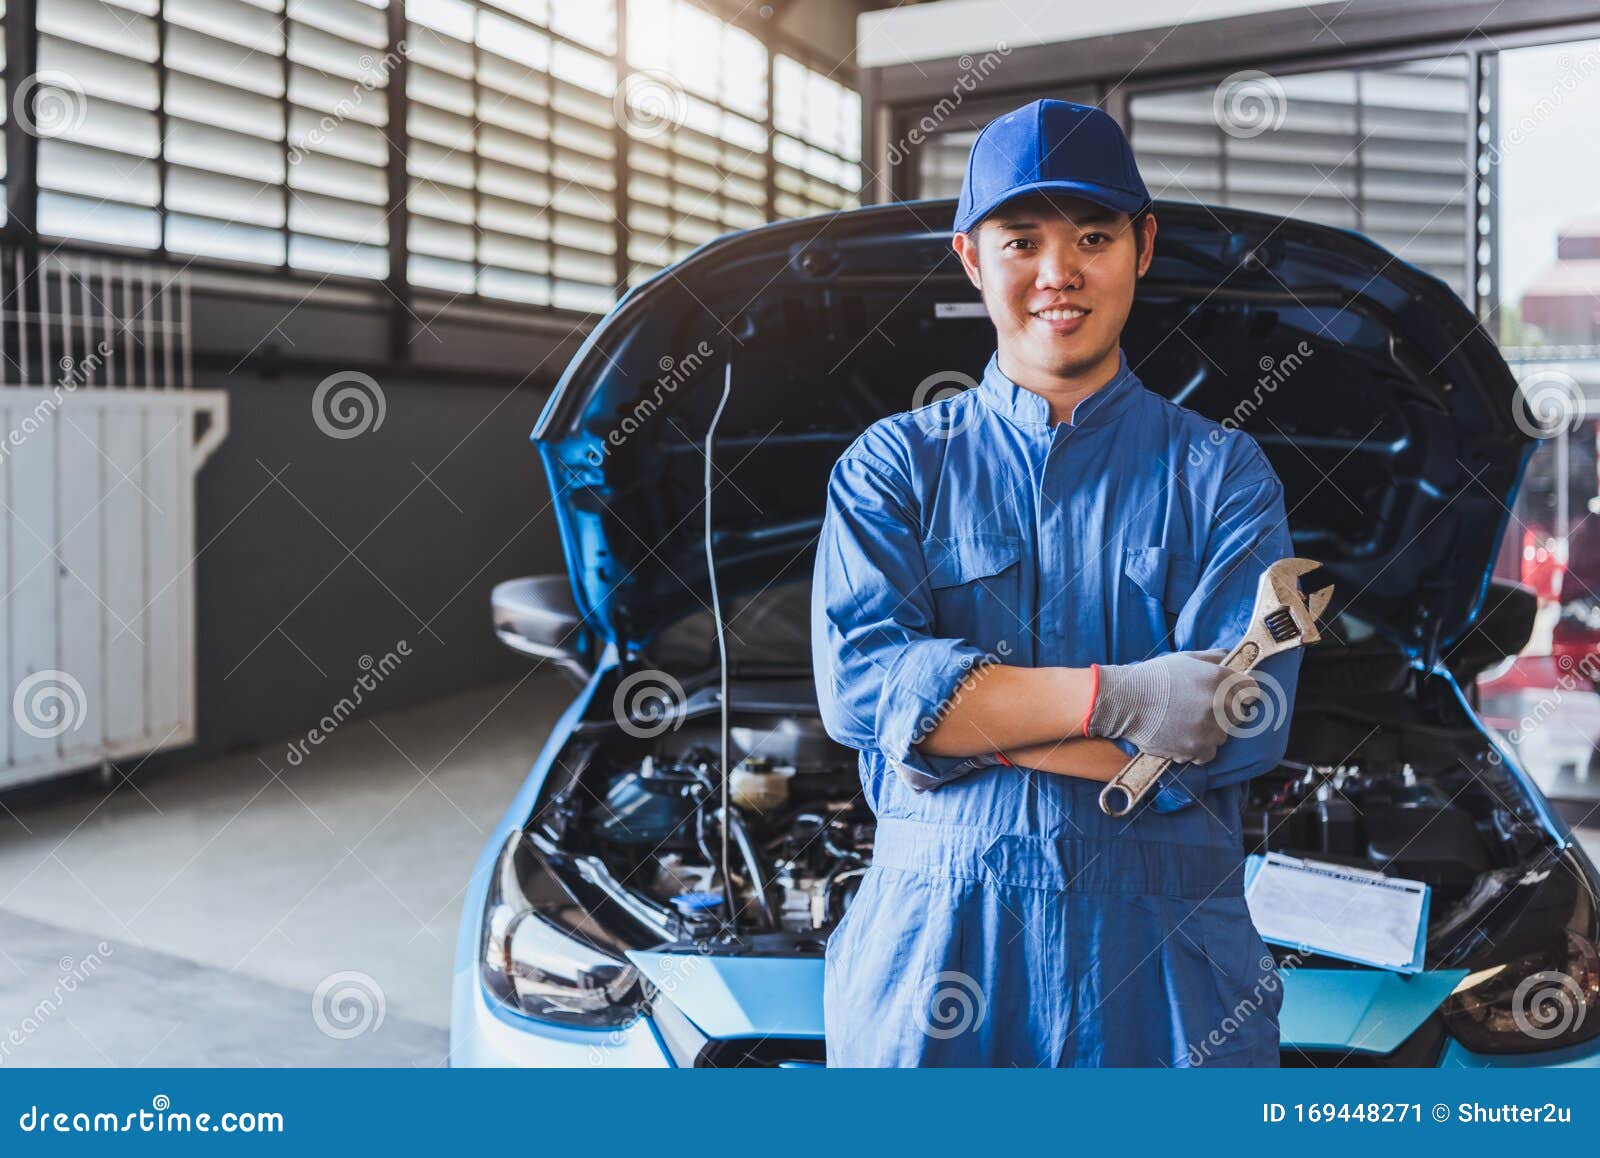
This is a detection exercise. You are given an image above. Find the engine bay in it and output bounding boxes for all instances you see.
[1242,761,1514,910]
[591,728,871,936]
[538,703,873,946]
[527,670,1560,960]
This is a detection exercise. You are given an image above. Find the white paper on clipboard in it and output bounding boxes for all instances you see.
[1244,852,1427,970]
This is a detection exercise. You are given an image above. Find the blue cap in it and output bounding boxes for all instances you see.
[954,99,1151,235]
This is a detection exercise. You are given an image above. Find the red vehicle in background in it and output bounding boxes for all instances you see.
[1475,525,1574,701]
[1555,509,1600,688]
[1521,526,1565,603]
[1482,511,1600,698]
[1475,419,1600,697]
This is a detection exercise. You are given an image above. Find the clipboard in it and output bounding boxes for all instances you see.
[1244,852,1430,974]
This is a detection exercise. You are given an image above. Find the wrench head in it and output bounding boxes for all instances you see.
[1307,583,1334,624]
[1255,557,1334,653]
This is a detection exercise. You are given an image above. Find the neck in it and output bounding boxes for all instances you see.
[997,346,1123,425]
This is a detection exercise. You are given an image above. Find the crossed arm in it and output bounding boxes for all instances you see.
[810,444,1299,811]
[911,663,1128,783]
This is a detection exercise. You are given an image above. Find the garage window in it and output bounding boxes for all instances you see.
[36,0,394,274]
[772,53,860,220]
[623,0,769,282]
[21,0,859,315]
[404,0,619,313]
[1129,57,1474,299]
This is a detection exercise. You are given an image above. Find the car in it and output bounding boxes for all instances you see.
[450,197,1600,1068]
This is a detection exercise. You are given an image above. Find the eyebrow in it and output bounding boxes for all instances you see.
[990,209,1119,230]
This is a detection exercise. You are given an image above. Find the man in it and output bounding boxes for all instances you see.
[810,99,1302,1067]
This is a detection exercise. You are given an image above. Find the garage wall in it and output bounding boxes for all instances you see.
[121,282,583,776]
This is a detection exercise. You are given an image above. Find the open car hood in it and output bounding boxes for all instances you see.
[532,199,1534,665]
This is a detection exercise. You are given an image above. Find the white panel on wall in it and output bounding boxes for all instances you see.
[2,388,227,791]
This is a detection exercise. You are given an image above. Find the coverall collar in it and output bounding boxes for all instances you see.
[976,346,1141,431]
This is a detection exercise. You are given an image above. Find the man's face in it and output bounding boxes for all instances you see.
[952,193,1157,384]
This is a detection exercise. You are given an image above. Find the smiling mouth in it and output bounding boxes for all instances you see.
[1032,307,1090,321]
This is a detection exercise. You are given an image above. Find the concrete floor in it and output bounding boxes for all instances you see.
[0,668,570,1066]
[0,666,1598,1066]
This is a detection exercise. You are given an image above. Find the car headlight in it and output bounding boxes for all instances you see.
[1441,883,1600,1055]
[480,831,643,1028]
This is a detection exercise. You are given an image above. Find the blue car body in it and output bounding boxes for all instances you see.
[451,199,1600,1068]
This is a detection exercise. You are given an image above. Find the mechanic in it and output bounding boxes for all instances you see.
[810,98,1303,1067]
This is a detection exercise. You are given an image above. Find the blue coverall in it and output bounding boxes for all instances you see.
[811,346,1302,1067]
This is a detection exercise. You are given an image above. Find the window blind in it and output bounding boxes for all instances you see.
[35,0,393,272]
[23,0,860,314]
[622,0,767,282]
[1131,58,1473,298]
[772,53,859,220]
[406,0,619,312]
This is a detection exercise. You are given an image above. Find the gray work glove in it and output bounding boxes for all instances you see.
[1088,648,1255,765]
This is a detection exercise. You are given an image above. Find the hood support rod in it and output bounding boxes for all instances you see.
[705,351,737,939]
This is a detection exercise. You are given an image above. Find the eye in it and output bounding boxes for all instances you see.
[1080,232,1110,246]
[1003,237,1036,251]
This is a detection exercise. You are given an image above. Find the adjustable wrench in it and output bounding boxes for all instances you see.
[1097,557,1333,818]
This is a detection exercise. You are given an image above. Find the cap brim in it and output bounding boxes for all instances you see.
[954,180,1149,234]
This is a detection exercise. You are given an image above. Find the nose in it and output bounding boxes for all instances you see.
[1035,243,1086,292]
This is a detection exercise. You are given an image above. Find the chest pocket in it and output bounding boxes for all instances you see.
[923,532,1024,651]
[1125,544,1201,642]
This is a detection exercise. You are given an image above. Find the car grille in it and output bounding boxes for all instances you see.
[694,1038,828,1067]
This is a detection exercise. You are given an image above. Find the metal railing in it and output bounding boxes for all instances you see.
[0,249,192,390]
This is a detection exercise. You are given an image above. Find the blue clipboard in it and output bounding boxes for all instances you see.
[1244,853,1430,974]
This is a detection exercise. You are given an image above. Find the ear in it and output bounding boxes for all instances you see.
[952,230,983,290]
[1134,212,1158,278]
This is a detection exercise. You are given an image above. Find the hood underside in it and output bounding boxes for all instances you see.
[533,199,1534,663]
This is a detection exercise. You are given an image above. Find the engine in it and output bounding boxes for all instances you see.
[1242,760,1503,907]
[549,711,873,941]
[537,693,1536,948]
